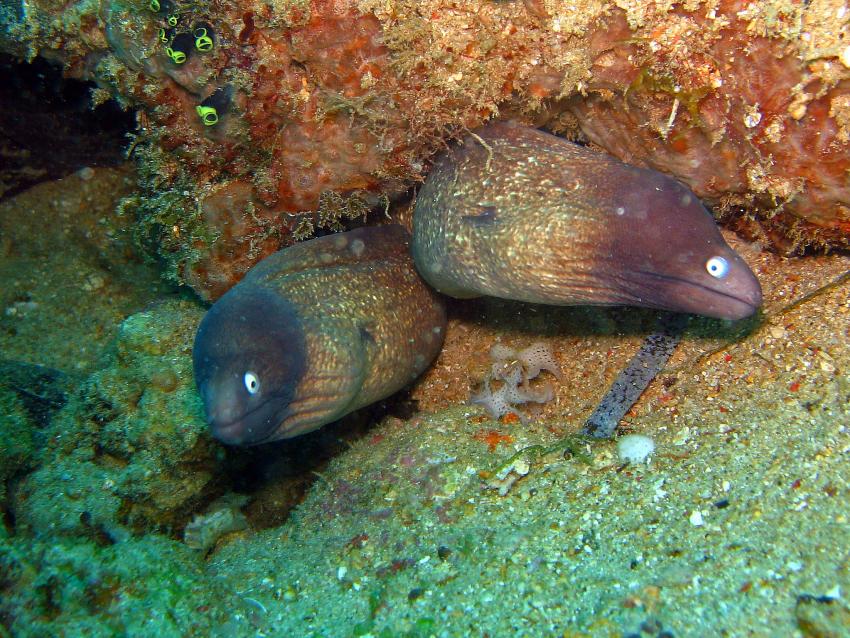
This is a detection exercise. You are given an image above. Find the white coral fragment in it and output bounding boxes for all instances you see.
[516,342,563,380]
[471,341,561,422]
[617,434,655,464]
[184,495,248,551]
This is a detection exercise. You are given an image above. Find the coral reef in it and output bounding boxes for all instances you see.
[2,0,847,298]
[559,0,850,252]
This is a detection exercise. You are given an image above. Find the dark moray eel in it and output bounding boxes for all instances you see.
[412,121,762,320]
[194,122,762,446]
[193,225,446,445]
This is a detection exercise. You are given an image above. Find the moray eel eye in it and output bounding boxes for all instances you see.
[243,371,260,395]
[705,256,730,279]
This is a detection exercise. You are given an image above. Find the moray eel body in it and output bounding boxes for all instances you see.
[412,121,762,320]
[193,225,446,445]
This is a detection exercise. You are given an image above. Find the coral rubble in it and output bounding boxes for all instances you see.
[1,0,848,297]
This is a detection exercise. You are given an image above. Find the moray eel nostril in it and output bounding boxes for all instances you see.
[193,225,446,446]
[411,121,762,321]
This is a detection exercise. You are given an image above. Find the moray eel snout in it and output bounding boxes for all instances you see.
[193,284,307,445]
[412,121,762,321]
[193,225,446,446]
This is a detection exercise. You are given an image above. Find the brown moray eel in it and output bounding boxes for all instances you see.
[193,225,446,445]
[412,121,762,320]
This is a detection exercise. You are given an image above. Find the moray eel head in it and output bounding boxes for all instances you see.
[193,283,307,445]
[594,165,763,320]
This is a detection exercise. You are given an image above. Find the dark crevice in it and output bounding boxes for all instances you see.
[0,54,136,201]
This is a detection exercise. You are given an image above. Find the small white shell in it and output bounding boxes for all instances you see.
[617,434,655,464]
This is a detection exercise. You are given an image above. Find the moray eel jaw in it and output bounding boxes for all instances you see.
[618,264,762,320]
[193,284,307,446]
[198,374,291,446]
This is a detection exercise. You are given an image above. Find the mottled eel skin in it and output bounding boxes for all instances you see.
[412,121,762,320]
[193,225,446,445]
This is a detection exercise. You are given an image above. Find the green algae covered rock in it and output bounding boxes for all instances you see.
[0,388,36,509]
[13,299,223,539]
[0,534,247,637]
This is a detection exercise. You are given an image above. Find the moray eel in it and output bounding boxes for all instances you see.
[193,225,446,445]
[412,121,762,320]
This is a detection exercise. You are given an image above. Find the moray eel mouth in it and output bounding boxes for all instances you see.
[200,380,286,446]
[208,412,277,447]
[628,268,762,321]
[208,414,274,446]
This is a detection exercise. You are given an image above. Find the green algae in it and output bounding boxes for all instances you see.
[120,143,220,288]
[0,534,247,637]
[625,66,713,134]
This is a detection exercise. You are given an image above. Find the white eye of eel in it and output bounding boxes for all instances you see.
[705,256,730,279]
[244,371,260,395]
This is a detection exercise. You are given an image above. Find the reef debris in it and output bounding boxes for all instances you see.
[183,494,249,551]
[582,313,689,438]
